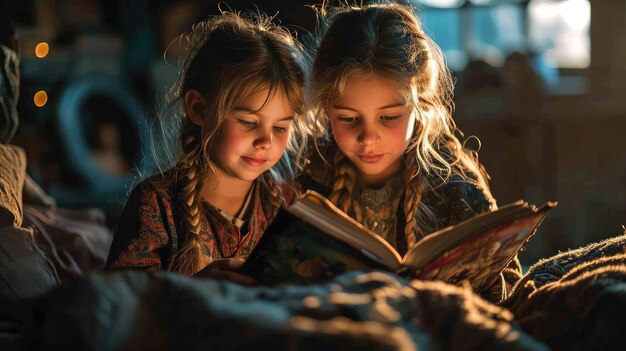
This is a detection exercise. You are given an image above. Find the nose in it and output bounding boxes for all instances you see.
[253,128,273,150]
[357,123,379,146]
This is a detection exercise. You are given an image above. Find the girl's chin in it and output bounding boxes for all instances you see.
[353,162,388,174]
[355,167,390,180]
[354,163,402,184]
[238,173,265,182]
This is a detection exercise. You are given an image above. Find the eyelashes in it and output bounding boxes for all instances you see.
[272,126,289,133]
[237,119,256,128]
[335,115,402,124]
[337,116,358,123]
[236,119,290,133]
[380,115,401,122]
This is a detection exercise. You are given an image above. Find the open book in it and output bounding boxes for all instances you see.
[242,190,556,291]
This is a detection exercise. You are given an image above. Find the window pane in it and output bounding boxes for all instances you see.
[528,0,590,68]
[469,4,525,61]
[415,0,464,8]
[469,0,525,5]
[418,9,465,70]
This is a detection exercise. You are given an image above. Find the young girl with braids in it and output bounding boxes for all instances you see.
[301,2,521,301]
[105,12,306,283]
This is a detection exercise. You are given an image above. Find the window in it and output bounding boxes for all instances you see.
[418,9,465,70]
[528,0,590,68]
[413,0,590,70]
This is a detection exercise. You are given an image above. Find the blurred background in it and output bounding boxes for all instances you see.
[2,0,624,265]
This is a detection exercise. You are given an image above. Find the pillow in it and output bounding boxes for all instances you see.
[23,205,112,283]
[0,144,25,227]
[0,226,60,298]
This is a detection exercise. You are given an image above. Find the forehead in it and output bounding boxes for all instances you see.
[333,73,406,107]
[234,86,294,115]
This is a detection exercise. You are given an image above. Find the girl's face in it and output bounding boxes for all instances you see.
[327,74,416,187]
[210,87,294,184]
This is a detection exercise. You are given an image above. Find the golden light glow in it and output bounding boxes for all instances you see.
[35,42,49,58]
[34,91,48,107]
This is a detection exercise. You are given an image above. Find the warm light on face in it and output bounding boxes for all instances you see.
[209,87,294,184]
[34,91,48,107]
[327,74,415,187]
[35,43,49,58]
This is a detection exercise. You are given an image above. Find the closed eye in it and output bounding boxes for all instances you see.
[237,119,257,128]
[337,116,359,124]
[380,115,400,122]
[273,125,289,133]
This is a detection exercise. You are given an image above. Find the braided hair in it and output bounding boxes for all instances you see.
[152,12,306,275]
[309,2,491,247]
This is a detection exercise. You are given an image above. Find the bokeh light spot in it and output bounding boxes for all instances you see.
[35,42,49,58]
[34,91,48,107]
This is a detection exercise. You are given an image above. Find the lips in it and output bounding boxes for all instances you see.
[242,156,267,167]
[358,153,384,163]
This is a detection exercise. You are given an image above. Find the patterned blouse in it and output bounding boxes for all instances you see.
[105,173,274,273]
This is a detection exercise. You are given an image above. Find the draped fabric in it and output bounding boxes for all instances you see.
[0,44,19,144]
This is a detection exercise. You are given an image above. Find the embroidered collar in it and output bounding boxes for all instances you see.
[354,173,404,243]
[205,181,257,229]
[357,174,404,210]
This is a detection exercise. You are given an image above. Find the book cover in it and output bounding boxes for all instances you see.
[242,209,388,285]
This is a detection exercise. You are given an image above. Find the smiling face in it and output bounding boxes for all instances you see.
[327,73,416,187]
[209,87,294,185]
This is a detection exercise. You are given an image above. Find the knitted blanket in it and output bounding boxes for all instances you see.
[8,271,547,350]
[503,234,626,350]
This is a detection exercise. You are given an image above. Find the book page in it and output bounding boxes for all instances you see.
[403,201,532,267]
[413,209,551,291]
[287,191,403,270]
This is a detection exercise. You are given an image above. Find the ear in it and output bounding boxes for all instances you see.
[183,89,207,126]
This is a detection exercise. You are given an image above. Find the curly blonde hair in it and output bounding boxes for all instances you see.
[152,11,307,274]
[307,2,492,246]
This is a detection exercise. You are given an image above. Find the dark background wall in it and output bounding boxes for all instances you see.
[3,0,624,266]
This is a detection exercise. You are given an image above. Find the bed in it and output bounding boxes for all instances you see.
[2,143,625,350]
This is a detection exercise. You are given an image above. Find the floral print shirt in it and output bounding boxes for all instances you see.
[105,173,271,273]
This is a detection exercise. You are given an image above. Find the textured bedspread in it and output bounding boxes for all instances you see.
[503,234,626,350]
[5,270,547,350]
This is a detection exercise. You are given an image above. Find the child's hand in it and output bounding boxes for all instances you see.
[194,258,255,286]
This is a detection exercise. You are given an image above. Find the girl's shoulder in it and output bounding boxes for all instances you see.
[432,175,494,206]
[128,170,177,205]
[423,169,496,223]
[426,140,495,207]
